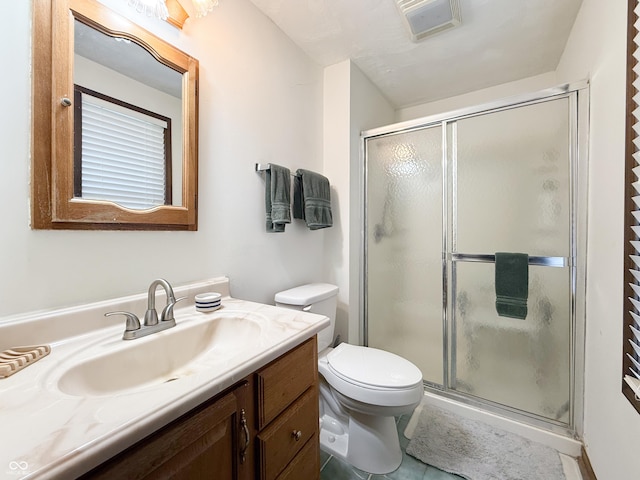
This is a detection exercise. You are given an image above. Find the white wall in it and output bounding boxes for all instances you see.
[322,60,395,345]
[1,1,32,313]
[322,61,351,345]
[348,64,396,343]
[0,0,325,318]
[397,72,558,121]
[555,0,640,477]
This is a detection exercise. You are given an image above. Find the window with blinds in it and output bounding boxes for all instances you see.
[73,85,172,210]
[623,0,640,413]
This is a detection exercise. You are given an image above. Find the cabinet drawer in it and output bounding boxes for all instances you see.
[276,434,320,480]
[257,336,317,428]
[257,386,319,480]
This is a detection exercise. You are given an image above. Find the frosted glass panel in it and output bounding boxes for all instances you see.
[363,90,578,429]
[454,98,571,256]
[452,261,571,423]
[366,126,443,385]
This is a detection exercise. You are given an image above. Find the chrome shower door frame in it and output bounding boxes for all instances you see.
[360,81,589,438]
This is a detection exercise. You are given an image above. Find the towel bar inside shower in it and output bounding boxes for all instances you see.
[450,253,571,268]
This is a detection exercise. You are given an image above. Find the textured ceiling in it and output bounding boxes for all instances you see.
[248,0,583,108]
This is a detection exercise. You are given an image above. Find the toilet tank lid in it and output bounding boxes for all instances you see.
[275,283,339,305]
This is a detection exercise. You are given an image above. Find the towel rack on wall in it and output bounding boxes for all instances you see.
[255,163,297,176]
[450,253,571,268]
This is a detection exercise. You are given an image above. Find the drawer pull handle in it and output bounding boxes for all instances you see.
[292,430,302,441]
[240,408,249,464]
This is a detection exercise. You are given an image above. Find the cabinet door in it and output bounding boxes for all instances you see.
[81,381,253,480]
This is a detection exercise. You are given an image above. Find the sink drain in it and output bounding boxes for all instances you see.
[164,377,180,384]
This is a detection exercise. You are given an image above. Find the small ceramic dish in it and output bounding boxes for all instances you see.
[196,300,221,307]
[195,292,222,313]
[195,292,222,303]
[196,304,221,313]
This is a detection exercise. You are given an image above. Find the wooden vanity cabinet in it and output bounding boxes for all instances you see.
[255,336,319,480]
[80,379,254,480]
[80,336,319,480]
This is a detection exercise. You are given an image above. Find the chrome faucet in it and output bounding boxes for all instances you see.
[144,278,177,326]
[105,278,185,340]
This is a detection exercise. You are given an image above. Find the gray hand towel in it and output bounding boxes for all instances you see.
[495,252,529,319]
[264,164,291,233]
[293,169,333,230]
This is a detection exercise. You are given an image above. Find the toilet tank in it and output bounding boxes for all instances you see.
[274,283,339,352]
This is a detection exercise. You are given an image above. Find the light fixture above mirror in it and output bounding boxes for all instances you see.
[127,0,219,29]
[191,0,218,18]
[127,0,169,19]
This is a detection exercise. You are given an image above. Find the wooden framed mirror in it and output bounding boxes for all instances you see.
[32,0,199,230]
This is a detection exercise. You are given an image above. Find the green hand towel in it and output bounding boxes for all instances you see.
[495,252,529,320]
[293,169,333,230]
[264,164,291,233]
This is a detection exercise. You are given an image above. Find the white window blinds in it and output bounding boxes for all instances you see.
[79,91,169,210]
[625,0,640,406]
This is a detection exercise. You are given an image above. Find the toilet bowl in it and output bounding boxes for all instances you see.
[275,283,423,475]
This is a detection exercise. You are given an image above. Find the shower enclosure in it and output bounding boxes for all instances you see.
[361,83,588,434]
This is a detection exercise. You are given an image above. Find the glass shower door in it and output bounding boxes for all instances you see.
[448,97,573,424]
[365,126,444,386]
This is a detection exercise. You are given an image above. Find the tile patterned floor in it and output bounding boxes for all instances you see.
[319,414,463,480]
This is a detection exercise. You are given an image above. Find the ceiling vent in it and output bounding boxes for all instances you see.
[395,0,462,42]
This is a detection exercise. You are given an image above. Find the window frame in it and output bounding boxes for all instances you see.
[623,0,640,413]
[73,84,173,208]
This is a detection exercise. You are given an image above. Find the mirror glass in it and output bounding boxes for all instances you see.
[73,20,184,209]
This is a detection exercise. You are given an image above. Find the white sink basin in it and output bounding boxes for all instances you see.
[57,311,263,396]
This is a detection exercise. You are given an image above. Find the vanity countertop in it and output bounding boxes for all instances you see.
[0,278,329,479]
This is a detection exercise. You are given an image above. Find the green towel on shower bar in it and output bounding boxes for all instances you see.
[495,252,529,320]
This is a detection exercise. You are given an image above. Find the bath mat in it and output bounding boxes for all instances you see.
[405,403,566,480]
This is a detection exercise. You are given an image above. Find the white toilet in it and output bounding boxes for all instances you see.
[275,283,423,475]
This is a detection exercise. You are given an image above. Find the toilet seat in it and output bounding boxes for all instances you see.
[327,343,423,389]
[319,344,423,408]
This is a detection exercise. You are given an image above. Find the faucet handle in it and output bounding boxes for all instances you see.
[105,311,141,337]
[161,296,187,322]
